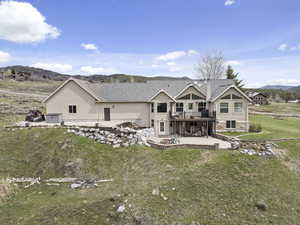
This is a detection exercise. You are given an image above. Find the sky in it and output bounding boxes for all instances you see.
[0,0,300,87]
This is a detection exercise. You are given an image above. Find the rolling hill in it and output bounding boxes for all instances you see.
[0,65,191,83]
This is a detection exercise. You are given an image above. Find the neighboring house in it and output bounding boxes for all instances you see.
[247,92,269,105]
[44,78,251,136]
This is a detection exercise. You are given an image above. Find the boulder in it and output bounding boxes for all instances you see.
[255,201,267,211]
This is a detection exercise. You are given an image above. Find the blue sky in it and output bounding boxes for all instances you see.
[0,0,300,87]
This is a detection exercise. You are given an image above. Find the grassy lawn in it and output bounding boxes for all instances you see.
[221,115,300,140]
[0,128,300,224]
[250,103,300,115]
[241,115,300,140]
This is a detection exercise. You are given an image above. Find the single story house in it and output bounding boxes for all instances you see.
[43,78,251,136]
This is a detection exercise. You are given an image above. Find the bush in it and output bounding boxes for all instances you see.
[249,123,262,133]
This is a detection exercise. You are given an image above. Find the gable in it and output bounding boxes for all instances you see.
[176,86,205,100]
[216,87,250,102]
[45,80,97,104]
[150,91,175,102]
[43,78,101,103]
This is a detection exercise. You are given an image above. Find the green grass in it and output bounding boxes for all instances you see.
[0,128,300,224]
[221,115,300,140]
[250,103,300,115]
[240,115,300,140]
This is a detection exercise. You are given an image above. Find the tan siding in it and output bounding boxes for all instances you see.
[46,80,150,126]
[150,92,174,135]
[212,88,249,132]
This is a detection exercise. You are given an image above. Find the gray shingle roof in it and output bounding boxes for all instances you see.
[73,78,235,102]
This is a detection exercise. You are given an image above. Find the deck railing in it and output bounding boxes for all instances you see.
[169,110,216,120]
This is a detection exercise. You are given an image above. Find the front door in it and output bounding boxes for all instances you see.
[104,108,110,121]
[159,121,165,135]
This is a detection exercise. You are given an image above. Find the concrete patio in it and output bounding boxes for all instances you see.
[149,136,231,149]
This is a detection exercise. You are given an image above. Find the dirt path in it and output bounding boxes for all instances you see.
[250,111,300,119]
[0,89,47,99]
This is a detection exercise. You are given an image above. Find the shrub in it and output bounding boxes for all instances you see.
[249,123,262,133]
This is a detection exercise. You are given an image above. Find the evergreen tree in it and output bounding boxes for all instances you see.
[226,65,244,90]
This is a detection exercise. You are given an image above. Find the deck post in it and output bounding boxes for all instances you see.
[206,121,208,138]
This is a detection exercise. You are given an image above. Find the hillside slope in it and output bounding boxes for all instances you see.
[0,128,300,225]
[0,65,191,83]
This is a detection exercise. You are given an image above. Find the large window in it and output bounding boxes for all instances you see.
[178,94,190,100]
[232,94,242,99]
[157,103,167,113]
[188,103,193,110]
[176,103,184,112]
[192,94,203,100]
[220,103,229,113]
[234,102,243,112]
[69,105,77,113]
[226,120,236,129]
[221,95,231,99]
[198,102,206,112]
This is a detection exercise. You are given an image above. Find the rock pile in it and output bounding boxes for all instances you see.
[67,127,155,148]
[240,142,274,156]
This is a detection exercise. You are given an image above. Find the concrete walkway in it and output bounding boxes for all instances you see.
[150,136,231,149]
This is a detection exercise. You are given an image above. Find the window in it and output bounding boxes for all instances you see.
[160,122,165,132]
[220,103,229,113]
[178,94,190,100]
[226,120,236,129]
[69,105,77,113]
[151,119,154,127]
[234,102,243,112]
[232,94,242,99]
[176,103,184,112]
[151,103,154,113]
[192,94,203,100]
[221,94,231,99]
[157,103,167,113]
[198,102,206,112]
[188,103,193,110]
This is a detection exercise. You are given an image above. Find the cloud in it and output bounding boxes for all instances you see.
[188,50,199,55]
[0,51,12,63]
[225,60,241,66]
[264,79,300,86]
[0,1,60,43]
[81,43,98,51]
[80,66,118,75]
[278,43,288,51]
[157,51,186,61]
[151,64,159,68]
[225,0,236,6]
[157,50,199,61]
[31,63,73,73]
[166,62,176,66]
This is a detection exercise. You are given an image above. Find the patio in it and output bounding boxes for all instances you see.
[149,136,232,149]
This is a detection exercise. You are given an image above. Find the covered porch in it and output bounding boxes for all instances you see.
[169,118,216,137]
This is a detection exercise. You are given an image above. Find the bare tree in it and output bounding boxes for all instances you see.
[195,51,226,80]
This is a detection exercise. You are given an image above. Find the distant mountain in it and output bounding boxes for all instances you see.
[0,65,192,83]
[260,85,296,90]
[290,86,300,93]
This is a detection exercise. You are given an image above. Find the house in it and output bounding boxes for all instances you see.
[247,92,269,105]
[43,78,251,136]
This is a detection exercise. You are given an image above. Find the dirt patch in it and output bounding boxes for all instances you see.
[273,148,300,175]
[0,180,14,200]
